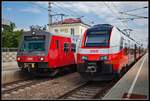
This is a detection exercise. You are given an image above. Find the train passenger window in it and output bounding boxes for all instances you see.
[56,40,59,49]
[64,43,69,52]
[120,37,124,50]
[71,43,76,52]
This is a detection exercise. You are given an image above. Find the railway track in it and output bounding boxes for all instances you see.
[58,80,116,100]
[2,69,77,97]
[2,78,51,95]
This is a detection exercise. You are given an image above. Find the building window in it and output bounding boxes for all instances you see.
[60,28,68,33]
[54,29,58,33]
[71,28,75,35]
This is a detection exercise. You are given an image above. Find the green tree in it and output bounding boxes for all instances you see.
[2,22,23,48]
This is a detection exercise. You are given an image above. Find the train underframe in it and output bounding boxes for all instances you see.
[18,62,76,77]
[77,53,145,81]
[77,61,125,81]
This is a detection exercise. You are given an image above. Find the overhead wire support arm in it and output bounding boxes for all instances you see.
[119,6,148,13]
[118,12,148,19]
[51,13,68,22]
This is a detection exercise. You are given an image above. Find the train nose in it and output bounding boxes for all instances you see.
[86,66,97,72]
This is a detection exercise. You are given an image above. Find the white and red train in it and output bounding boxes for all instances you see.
[77,24,145,81]
[17,28,76,76]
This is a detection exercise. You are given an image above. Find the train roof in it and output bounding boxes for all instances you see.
[93,24,113,28]
[88,24,114,31]
[87,24,142,46]
[23,30,71,38]
[23,30,50,35]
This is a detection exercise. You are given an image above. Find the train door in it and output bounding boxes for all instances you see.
[55,39,60,66]
[128,40,131,65]
[71,43,76,63]
[64,42,70,65]
[134,44,137,61]
[139,46,141,58]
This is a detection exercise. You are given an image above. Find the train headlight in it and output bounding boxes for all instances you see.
[40,57,44,61]
[17,57,21,61]
[100,56,108,61]
[81,56,88,60]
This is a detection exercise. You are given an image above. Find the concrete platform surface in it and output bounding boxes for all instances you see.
[102,53,148,100]
[2,61,19,71]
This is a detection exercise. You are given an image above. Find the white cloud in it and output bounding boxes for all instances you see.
[6,7,13,11]
[19,7,42,13]
[34,1,48,5]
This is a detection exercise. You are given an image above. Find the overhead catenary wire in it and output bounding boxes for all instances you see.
[53,2,93,25]
[112,2,147,45]
[118,5,148,21]
[29,2,57,14]
[53,2,79,17]
[111,2,130,29]
[103,2,128,29]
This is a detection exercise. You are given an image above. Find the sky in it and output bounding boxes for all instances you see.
[2,1,148,48]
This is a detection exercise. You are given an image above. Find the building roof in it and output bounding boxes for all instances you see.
[51,18,90,27]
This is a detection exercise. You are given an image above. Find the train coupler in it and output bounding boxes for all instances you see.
[86,65,97,73]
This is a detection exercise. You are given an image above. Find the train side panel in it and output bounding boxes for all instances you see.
[48,35,75,68]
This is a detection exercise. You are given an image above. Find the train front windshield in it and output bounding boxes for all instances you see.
[85,30,110,47]
[20,35,45,52]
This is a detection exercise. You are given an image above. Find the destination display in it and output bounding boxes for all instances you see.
[87,30,110,35]
[88,30,109,34]
[24,35,45,41]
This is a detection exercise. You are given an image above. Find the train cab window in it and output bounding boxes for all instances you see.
[56,40,59,49]
[85,32,110,47]
[71,43,76,52]
[64,43,69,52]
[20,35,45,52]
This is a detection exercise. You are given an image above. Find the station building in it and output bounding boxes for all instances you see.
[50,18,90,43]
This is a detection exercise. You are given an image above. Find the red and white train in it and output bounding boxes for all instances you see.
[77,24,145,81]
[17,28,76,76]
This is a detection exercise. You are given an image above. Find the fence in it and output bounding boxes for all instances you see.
[2,48,18,52]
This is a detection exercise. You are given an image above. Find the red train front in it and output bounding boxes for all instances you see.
[77,24,144,81]
[17,28,76,76]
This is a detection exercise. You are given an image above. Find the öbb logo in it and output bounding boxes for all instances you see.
[90,50,99,53]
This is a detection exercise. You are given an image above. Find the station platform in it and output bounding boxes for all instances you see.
[2,61,27,85]
[102,53,148,100]
[2,61,19,71]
